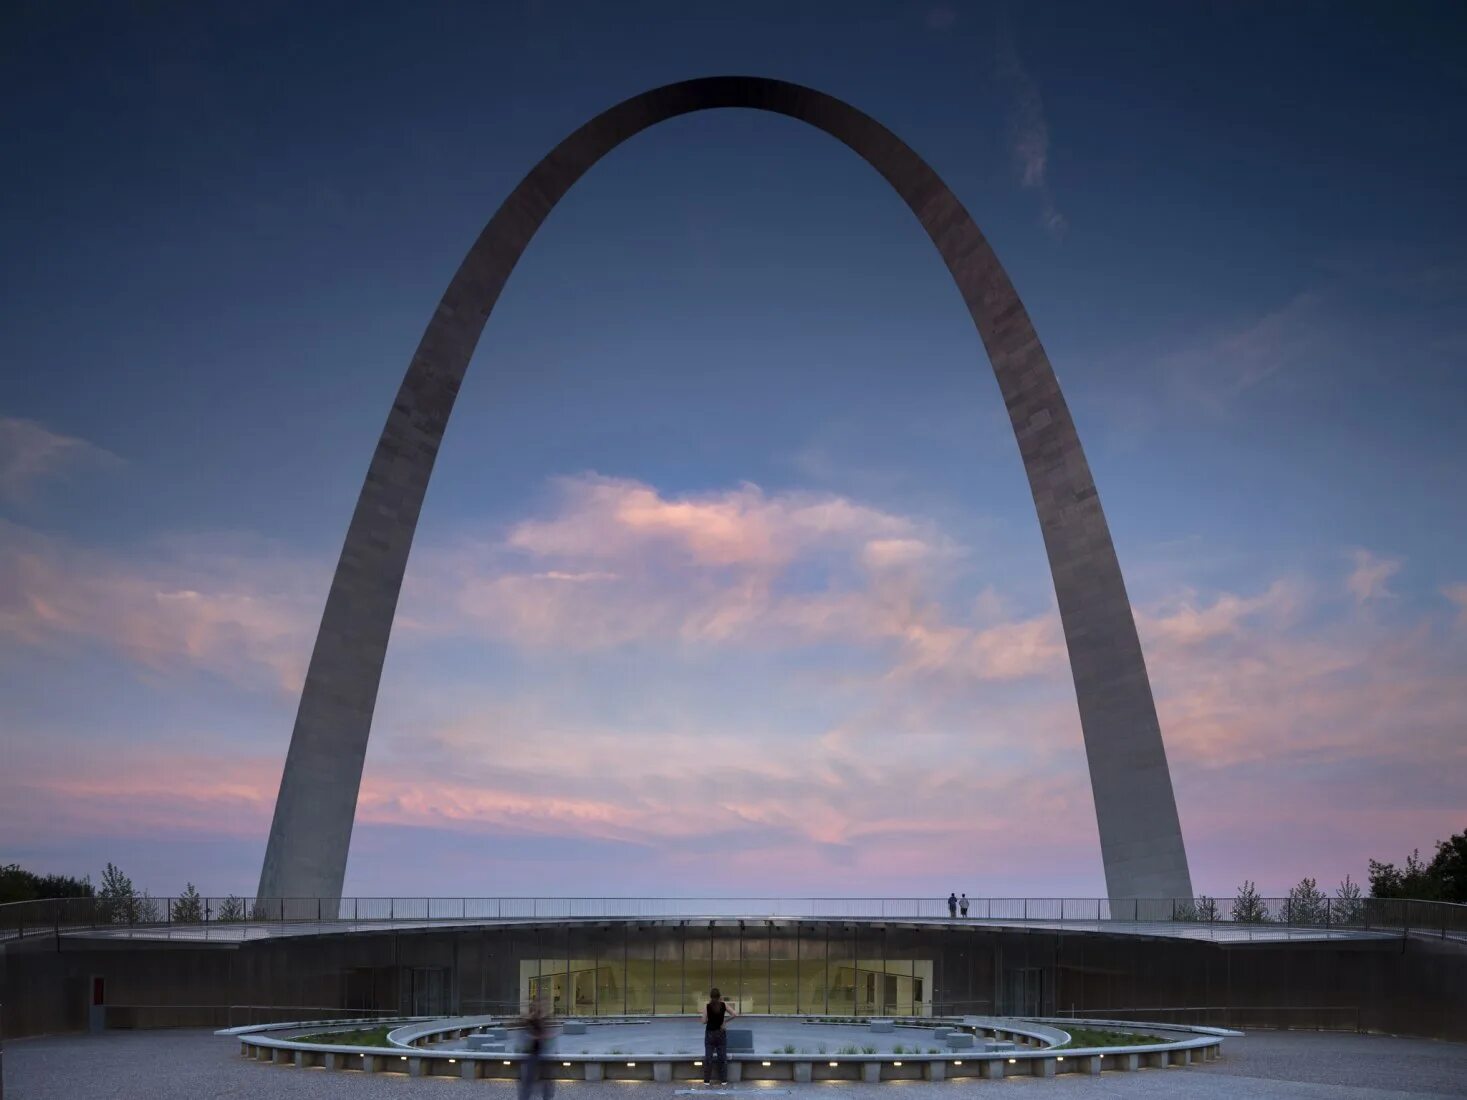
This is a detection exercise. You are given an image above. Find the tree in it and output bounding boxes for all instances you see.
[1368,828,1467,903]
[97,862,137,923]
[1285,877,1327,925]
[1425,829,1467,903]
[1231,880,1269,923]
[1369,848,1434,899]
[173,883,204,923]
[1334,875,1363,925]
[0,864,94,904]
[135,892,160,923]
[216,895,246,922]
[1175,895,1218,922]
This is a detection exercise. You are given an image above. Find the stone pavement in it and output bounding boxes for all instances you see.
[6,1028,1467,1099]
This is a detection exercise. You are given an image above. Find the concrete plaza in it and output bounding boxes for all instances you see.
[7,1028,1467,1099]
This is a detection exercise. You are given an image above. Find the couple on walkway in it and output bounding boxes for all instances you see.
[947,892,969,918]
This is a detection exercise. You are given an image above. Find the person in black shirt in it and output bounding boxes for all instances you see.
[947,892,958,918]
[700,987,737,1085]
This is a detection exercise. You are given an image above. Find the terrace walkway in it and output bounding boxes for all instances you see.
[56,913,1399,946]
[7,1027,1467,1098]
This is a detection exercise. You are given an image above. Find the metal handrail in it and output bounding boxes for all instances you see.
[3,894,1463,941]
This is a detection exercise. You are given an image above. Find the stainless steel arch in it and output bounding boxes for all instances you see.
[258,76,1192,903]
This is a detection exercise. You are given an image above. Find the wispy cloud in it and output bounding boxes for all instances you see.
[0,417,119,502]
[996,24,1066,239]
[0,521,318,691]
[1443,582,1467,626]
[5,473,1467,896]
[924,6,957,31]
[403,474,1061,682]
[1346,548,1402,603]
[1157,292,1334,416]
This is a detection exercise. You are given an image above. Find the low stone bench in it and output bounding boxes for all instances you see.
[725,1028,754,1053]
[932,1027,952,1039]
[945,1033,973,1049]
[464,1035,505,1052]
[562,1022,587,1035]
[869,1019,894,1034]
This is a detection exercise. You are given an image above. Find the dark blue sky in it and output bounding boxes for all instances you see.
[2,1,1465,897]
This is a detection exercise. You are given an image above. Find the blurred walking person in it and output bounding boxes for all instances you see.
[519,998,555,1100]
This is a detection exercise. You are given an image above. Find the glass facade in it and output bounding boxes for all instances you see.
[10,917,1464,1041]
[513,922,942,1016]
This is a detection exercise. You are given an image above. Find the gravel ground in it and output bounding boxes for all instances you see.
[5,1028,1467,1099]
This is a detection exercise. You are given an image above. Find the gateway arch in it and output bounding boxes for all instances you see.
[258,76,1193,903]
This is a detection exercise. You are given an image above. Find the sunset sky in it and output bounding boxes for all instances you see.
[2,1,1465,901]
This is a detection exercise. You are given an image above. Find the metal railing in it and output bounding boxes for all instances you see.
[2,894,1464,941]
[1053,1004,1363,1032]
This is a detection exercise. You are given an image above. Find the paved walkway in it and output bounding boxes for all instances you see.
[6,1028,1467,1098]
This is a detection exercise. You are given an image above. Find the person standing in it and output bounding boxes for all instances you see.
[947,892,958,918]
[701,987,736,1085]
[518,999,554,1100]
[959,893,970,918]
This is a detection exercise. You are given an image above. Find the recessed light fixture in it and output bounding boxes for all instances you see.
[449,1058,456,1064]
[829,1061,838,1067]
[503,1060,511,1066]
[1057,1056,1065,1062]
[563,1062,571,1067]
[627,1061,636,1067]
[1008,1058,1017,1064]
[694,1061,702,1067]
[953,1060,962,1066]
[893,1061,902,1067]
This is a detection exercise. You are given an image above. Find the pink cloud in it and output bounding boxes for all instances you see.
[6,471,1465,898]
[405,474,1060,682]
[0,521,317,692]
